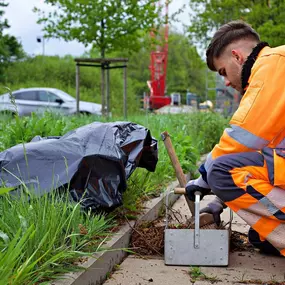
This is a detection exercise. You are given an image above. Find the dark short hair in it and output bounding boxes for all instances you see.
[206,20,260,71]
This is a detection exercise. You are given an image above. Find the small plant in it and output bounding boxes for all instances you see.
[105,264,120,280]
[188,266,221,283]
[114,264,120,271]
[188,266,203,282]
[6,87,18,115]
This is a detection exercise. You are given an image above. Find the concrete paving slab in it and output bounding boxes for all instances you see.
[200,251,285,284]
[104,256,192,285]
[104,194,285,285]
[104,253,285,285]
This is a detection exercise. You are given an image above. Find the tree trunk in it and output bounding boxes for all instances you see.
[100,19,106,116]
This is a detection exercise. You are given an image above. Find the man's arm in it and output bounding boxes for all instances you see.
[187,53,285,194]
[205,53,285,173]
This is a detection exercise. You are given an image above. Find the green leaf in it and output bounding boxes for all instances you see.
[188,0,285,48]
[0,187,14,195]
[35,0,162,57]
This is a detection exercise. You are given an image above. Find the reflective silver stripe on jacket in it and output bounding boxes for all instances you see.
[227,125,269,149]
[276,137,285,148]
[205,151,214,172]
[205,125,269,172]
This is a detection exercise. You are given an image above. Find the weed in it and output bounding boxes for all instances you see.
[188,266,221,283]
[114,264,120,271]
[105,263,120,280]
[105,271,112,280]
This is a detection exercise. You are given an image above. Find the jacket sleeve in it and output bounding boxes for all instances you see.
[204,53,285,172]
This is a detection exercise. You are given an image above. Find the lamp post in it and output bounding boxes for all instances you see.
[36,36,45,56]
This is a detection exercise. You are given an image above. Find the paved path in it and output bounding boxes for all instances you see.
[104,195,285,285]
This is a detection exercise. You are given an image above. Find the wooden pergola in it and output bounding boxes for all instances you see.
[74,58,129,118]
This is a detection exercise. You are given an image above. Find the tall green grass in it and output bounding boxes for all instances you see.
[0,191,113,285]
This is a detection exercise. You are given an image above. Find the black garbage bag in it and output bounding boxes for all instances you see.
[0,121,158,211]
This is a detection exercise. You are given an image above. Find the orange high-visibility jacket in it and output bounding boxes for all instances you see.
[205,44,285,187]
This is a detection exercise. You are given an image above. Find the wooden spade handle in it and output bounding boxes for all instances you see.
[161,131,215,227]
[161,131,187,187]
[161,131,195,216]
[174,187,186,194]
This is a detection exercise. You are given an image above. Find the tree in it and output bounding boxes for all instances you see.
[188,0,285,48]
[167,31,207,99]
[0,1,24,64]
[35,0,164,58]
[246,1,285,46]
[35,0,167,116]
[114,31,209,102]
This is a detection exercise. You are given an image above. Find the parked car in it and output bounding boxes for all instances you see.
[0,87,102,116]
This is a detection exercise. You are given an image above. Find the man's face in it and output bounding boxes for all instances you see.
[213,50,244,93]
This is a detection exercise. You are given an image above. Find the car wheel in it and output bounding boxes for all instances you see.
[0,111,17,118]
[79,111,91,115]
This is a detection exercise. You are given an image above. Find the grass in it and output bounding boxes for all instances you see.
[0,111,229,283]
[0,190,114,285]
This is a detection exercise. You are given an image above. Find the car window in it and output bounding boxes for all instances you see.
[38,90,60,102]
[15,91,37,101]
[52,89,75,102]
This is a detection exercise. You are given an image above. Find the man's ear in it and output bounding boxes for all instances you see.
[232,49,244,65]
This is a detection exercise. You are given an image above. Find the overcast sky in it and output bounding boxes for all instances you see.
[5,0,190,57]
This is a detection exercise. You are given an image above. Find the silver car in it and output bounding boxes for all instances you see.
[0,87,102,116]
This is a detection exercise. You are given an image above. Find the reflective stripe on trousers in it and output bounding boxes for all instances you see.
[207,150,285,256]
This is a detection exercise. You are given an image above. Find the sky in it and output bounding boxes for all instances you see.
[5,0,190,57]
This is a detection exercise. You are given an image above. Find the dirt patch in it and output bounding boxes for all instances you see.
[230,230,255,252]
[130,221,165,256]
[130,222,254,256]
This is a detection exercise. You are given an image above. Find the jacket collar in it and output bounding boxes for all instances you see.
[241,42,269,92]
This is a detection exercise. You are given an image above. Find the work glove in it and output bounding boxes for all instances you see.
[200,196,225,226]
[185,176,211,202]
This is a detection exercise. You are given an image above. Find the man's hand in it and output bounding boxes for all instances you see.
[200,197,225,226]
[185,176,211,201]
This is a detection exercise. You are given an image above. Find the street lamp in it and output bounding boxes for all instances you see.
[36,36,45,56]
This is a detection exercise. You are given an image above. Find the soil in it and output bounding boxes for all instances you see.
[130,221,254,256]
[130,220,165,256]
[230,230,255,252]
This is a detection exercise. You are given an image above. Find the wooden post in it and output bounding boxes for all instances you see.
[106,64,110,117]
[123,66,127,119]
[101,63,105,117]
[76,64,80,114]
